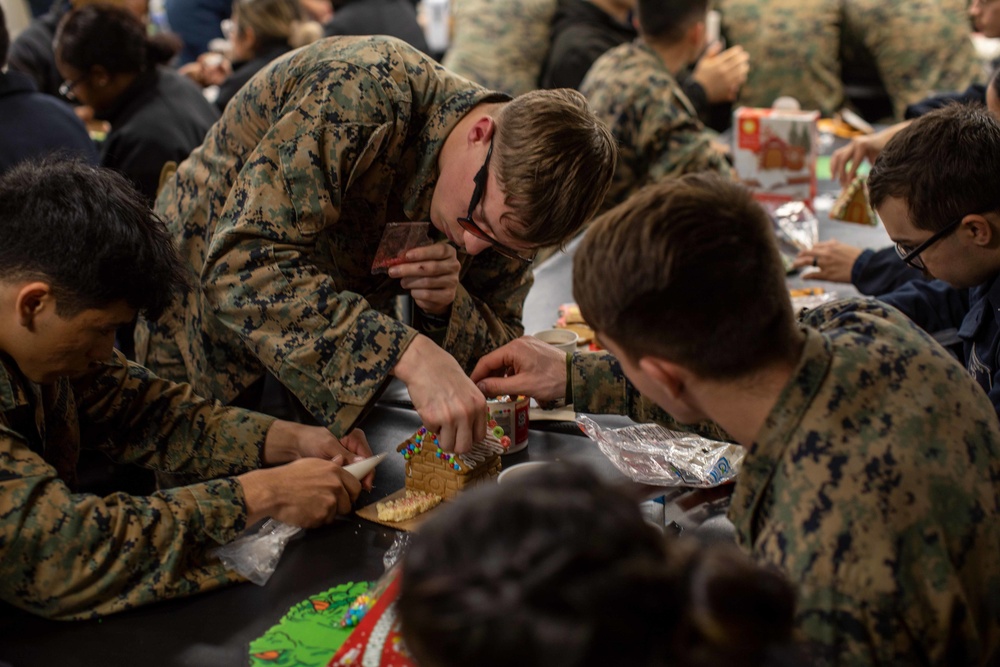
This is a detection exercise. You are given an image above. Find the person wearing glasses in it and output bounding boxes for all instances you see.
[471,173,1000,665]
[793,68,1000,296]
[136,35,616,454]
[857,103,1000,421]
[53,5,219,205]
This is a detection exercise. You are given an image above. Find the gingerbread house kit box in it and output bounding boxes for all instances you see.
[733,107,819,207]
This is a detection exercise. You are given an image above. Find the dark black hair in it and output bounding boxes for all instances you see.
[868,104,1000,233]
[638,0,709,44]
[399,462,802,667]
[0,4,9,70]
[55,5,179,75]
[991,67,1000,106]
[0,159,188,318]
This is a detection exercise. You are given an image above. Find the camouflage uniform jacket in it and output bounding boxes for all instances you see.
[442,0,557,96]
[571,298,1000,665]
[717,0,977,119]
[137,36,522,435]
[579,41,733,213]
[0,351,273,620]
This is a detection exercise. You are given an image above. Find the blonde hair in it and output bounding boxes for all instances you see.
[493,89,617,248]
[233,0,323,49]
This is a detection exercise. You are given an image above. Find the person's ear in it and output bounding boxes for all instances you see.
[15,282,53,330]
[688,19,706,52]
[638,355,687,400]
[466,115,496,147]
[963,213,994,248]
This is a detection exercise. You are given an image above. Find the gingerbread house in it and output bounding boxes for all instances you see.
[397,427,507,500]
[831,177,876,226]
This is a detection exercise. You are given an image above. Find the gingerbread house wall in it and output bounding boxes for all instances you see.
[404,455,501,501]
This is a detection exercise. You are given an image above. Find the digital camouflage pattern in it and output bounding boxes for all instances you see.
[580,42,733,214]
[442,0,557,96]
[571,299,1000,665]
[0,350,273,620]
[136,36,527,436]
[717,0,979,119]
[843,0,979,119]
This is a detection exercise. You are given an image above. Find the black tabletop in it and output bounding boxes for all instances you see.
[0,401,642,667]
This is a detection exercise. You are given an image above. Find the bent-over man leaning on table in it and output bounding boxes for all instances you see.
[0,161,374,620]
[135,35,616,453]
[473,174,1000,665]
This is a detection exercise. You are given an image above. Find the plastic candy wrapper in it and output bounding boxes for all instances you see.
[209,518,302,586]
[382,531,411,571]
[766,201,818,273]
[371,222,433,273]
[576,416,743,487]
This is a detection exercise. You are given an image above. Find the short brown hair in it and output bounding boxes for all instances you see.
[494,89,617,248]
[868,104,1000,233]
[573,173,798,379]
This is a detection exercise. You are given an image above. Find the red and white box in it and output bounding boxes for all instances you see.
[733,107,819,207]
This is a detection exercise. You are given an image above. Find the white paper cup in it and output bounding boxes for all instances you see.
[532,328,579,354]
[497,461,551,484]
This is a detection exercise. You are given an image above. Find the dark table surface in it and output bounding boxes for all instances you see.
[0,399,645,667]
[0,157,895,667]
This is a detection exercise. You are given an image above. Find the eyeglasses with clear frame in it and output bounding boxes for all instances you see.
[894,218,962,270]
[58,75,88,101]
[456,139,533,264]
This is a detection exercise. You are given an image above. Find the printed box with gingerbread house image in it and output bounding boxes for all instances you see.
[733,107,820,207]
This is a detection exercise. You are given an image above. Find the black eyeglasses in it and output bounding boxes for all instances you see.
[58,75,88,101]
[457,139,533,264]
[894,218,962,270]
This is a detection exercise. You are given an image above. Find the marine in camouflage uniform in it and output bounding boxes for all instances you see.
[0,350,274,620]
[570,298,1000,665]
[580,41,733,213]
[717,0,978,119]
[136,36,526,436]
[442,0,557,96]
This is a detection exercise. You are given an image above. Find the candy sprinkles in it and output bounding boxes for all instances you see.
[400,422,510,471]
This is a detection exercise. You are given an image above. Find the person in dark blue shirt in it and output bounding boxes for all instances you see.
[794,68,1000,297]
[867,103,1000,418]
[0,4,97,174]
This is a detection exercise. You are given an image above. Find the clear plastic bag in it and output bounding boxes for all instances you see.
[382,532,411,571]
[576,416,743,487]
[209,518,303,586]
[766,201,819,273]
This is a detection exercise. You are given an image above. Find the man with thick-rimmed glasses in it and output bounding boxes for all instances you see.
[868,104,1000,419]
[137,36,616,453]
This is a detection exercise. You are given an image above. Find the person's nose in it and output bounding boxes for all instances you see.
[463,230,492,256]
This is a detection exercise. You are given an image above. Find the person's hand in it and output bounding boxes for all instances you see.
[262,422,374,490]
[239,456,362,528]
[692,43,750,103]
[389,242,461,316]
[180,53,231,87]
[299,0,333,22]
[471,336,567,403]
[829,121,910,186]
[792,240,864,283]
[392,335,486,453]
